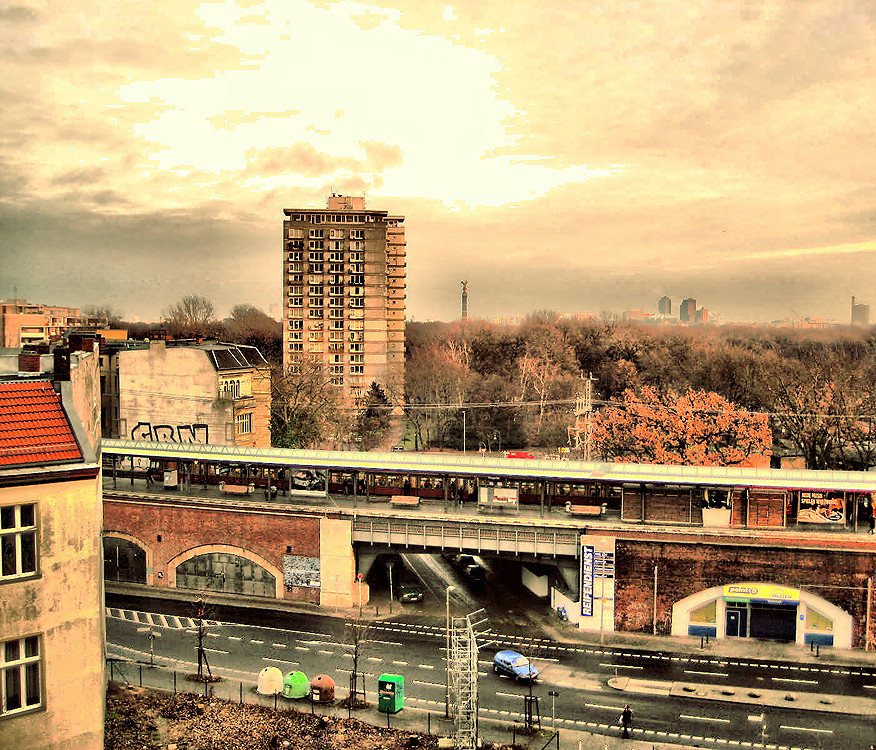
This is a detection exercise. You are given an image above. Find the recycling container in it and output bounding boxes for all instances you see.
[282,671,309,699]
[377,673,404,713]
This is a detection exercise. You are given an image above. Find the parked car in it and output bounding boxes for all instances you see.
[398,584,425,603]
[493,650,539,682]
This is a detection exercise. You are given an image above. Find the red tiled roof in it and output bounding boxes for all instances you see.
[0,380,83,467]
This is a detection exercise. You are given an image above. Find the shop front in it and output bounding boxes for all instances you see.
[671,582,852,648]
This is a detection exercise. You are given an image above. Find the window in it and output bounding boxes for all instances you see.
[330,365,344,375]
[330,320,344,330]
[309,229,324,239]
[350,365,364,374]
[287,228,304,239]
[349,298,364,308]
[329,309,344,319]
[236,412,252,435]
[308,309,324,319]
[309,264,324,275]
[1,504,37,581]
[349,275,364,286]
[288,286,303,295]
[350,229,365,239]
[351,240,364,251]
[289,319,303,330]
[290,332,302,341]
[1,635,41,716]
[350,252,364,262]
[329,229,344,239]
[289,297,303,307]
[289,342,303,351]
[349,354,364,364]
[287,251,302,261]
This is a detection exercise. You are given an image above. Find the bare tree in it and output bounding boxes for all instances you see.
[81,305,123,328]
[162,294,217,338]
[271,357,350,448]
[342,621,371,710]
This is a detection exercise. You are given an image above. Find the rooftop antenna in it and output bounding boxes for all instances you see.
[460,280,469,321]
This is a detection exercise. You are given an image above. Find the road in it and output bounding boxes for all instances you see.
[105,600,876,749]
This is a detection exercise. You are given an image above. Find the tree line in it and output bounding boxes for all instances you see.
[95,297,876,470]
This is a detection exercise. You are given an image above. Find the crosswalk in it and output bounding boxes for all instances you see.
[105,607,222,630]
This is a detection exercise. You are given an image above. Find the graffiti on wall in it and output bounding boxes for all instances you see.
[131,421,209,444]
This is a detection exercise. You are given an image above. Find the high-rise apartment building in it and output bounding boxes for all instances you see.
[282,195,405,402]
[657,296,672,316]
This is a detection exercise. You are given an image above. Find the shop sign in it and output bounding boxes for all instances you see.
[723,584,799,603]
[580,545,594,616]
[798,491,844,523]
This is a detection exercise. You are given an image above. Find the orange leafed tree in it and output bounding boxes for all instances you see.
[591,386,772,466]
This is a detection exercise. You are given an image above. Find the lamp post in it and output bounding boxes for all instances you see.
[445,585,456,719]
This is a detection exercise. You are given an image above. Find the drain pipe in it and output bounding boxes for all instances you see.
[652,564,658,635]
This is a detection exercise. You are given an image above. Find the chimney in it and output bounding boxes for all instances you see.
[53,347,71,382]
[18,351,41,373]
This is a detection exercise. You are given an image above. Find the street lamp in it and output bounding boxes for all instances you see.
[445,585,456,718]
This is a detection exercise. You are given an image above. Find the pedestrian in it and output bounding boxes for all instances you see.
[621,704,633,738]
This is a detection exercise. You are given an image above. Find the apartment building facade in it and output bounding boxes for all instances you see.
[0,300,84,348]
[0,349,104,750]
[282,195,405,403]
[117,340,271,447]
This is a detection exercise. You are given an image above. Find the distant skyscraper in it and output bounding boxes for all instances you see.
[657,296,672,316]
[851,296,870,326]
[680,298,697,323]
[282,195,405,402]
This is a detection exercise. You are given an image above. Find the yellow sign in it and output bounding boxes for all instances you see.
[723,584,799,603]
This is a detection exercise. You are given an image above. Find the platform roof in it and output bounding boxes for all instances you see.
[101,439,876,493]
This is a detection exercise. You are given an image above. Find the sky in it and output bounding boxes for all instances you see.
[2,0,875,325]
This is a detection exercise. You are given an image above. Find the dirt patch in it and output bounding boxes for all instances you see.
[105,682,519,750]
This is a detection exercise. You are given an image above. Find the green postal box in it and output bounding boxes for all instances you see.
[377,673,404,713]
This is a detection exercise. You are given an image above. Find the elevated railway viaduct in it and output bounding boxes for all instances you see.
[101,440,876,650]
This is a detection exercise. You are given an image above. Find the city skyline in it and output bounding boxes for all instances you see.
[2,1,875,325]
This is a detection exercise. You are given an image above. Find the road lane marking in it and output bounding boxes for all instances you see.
[228,636,242,641]
[680,714,731,724]
[272,643,287,648]
[418,664,435,670]
[684,670,728,677]
[585,702,620,711]
[779,725,832,734]
[249,639,264,645]
[599,663,644,670]
[261,657,299,666]
[392,661,408,666]
[771,677,817,685]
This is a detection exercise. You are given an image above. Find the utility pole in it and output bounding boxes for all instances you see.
[569,373,597,460]
[460,280,469,321]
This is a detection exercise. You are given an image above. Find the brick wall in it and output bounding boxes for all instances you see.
[614,539,875,645]
[104,499,322,603]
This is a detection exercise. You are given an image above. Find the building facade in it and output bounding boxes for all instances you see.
[851,296,870,326]
[0,349,103,750]
[117,340,271,447]
[657,296,672,316]
[282,195,405,403]
[0,300,84,348]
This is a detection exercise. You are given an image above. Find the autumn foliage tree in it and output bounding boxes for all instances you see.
[591,386,772,466]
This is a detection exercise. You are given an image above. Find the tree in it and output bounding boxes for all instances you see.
[162,294,217,339]
[81,305,123,328]
[271,358,349,448]
[222,304,282,365]
[591,386,772,466]
[356,382,391,450]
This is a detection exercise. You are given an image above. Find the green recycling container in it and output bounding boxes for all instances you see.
[282,671,309,699]
[377,674,404,713]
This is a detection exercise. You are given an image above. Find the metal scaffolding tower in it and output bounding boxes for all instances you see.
[448,614,479,750]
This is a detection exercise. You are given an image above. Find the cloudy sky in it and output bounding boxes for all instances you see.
[2,0,874,324]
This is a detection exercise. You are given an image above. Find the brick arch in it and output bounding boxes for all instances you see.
[103,531,154,585]
[165,544,283,599]
[671,582,853,648]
